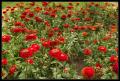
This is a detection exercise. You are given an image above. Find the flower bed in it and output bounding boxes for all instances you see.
[2,2,118,80]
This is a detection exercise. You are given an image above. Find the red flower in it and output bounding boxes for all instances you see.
[61,14,67,20]
[93,40,98,44]
[9,65,17,75]
[22,12,27,15]
[25,58,34,64]
[57,36,65,44]
[82,32,88,36]
[102,36,111,41]
[40,38,45,42]
[6,6,11,8]
[3,11,7,14]
[19,48,33,58]
[110,55,118,63]
[112,62,118,74]
[35,17,42,22]
[115,48,118,53]
[44,11,49,15]
[29,2,35,6]
[96,63,102,68]
[2,35,11,42]
[25,17,31,22]
[48,30,54,37]
[30,44,40,52]
[81,67,95,79]
[20,14,26,19]
[67,6,73,9]
[28,12,34,17]
[67,13,72,17]
[34,7,42,12]
[98,46,107,53]
[71,18,80,22]
[57,31,62,36]
[83,48,92,55]
[11,28,24,33]
[52,27,59,31]
[28,47,36,54]
[42,2,49,7]
[76,2,80,6]
[14,22,22,26]
[89,26,97,31]
[50,40,59,47]
[68,2,73,5]
[49,48,62,58]
[84,17,92,21]
[73,25,79,30]
[25,8,31,13]
[44,20,49,25]
[56,53,68,62]
[25,34,37,41]
[42,40,51,48]
[50,13,57,18]
[63,24,70,28]
[70,29,75,32]
[2,58,8,65]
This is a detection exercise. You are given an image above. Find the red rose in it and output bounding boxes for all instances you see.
[2,35,11,42]
[98,46,107,53]
[83,48,92,55]
[2,58,8,65]
[81,67,95,79]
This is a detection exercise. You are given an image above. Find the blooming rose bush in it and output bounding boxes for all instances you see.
[2,2,118,79]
